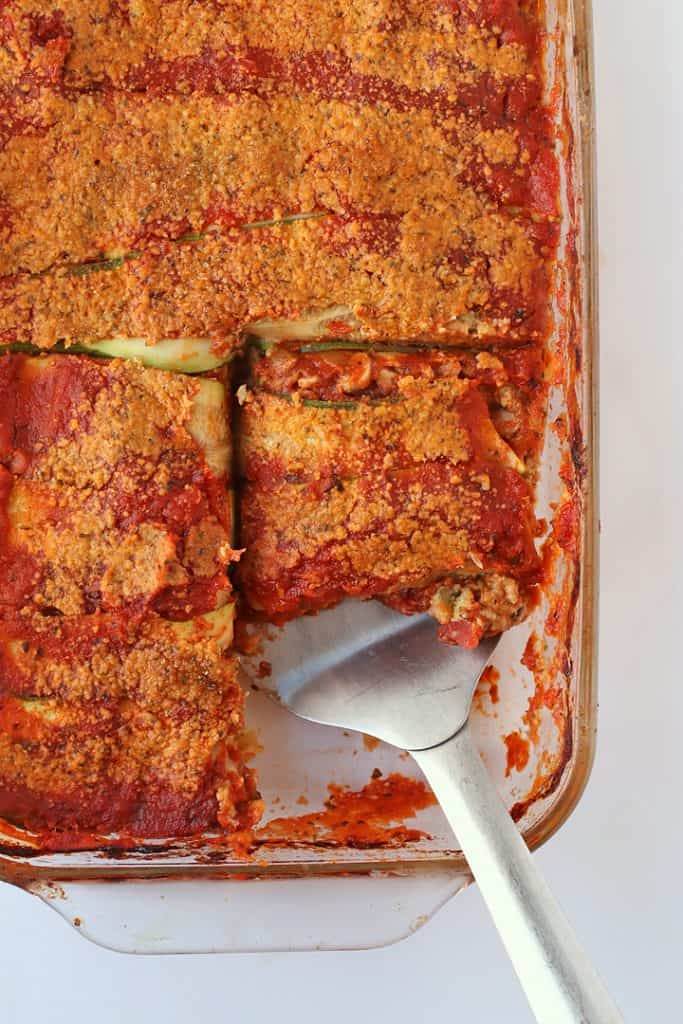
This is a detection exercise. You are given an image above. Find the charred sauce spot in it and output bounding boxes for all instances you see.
[29,12,72,48]
[553,498,580,556]
[570,428,587,482]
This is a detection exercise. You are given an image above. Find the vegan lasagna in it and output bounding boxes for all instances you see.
[0,0,559,842]
[238,344,545,647]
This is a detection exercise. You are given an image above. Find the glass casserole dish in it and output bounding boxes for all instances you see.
[0,0,597,953]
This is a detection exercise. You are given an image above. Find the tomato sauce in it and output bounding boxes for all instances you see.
[504,730,530,775]
[440,0,539,52]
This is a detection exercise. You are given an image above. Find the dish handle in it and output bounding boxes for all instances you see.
[26,869,469,954]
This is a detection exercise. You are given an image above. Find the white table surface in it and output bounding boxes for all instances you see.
[1,2,680,1021]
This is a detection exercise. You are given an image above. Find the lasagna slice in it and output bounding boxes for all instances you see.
[237,345,544,645]
[0,605,262,835]
[0,353,235,618]
[0,1,556,350]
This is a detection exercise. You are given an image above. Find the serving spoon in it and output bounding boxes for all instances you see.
[260,600,621,1023]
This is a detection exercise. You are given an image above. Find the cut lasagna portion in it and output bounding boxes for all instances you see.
[247,342,546,465]
[0,0,558,351]
[0,606,262,835]
[0,90,554,277]
[0,353,235,618]
[0,211,557,354]
[237,346,544,645]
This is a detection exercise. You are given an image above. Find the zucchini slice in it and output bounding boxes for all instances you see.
[267,391,403,411]
[0,342,41,356]
[298,340,428,354]
[81,336,228,373]
[478,417,528,476]
[243,211,328,230]
[301,398,358,410]
[247,305,360,342]
[187,379,231,477]
[17,698,61,724]
[29,212,328,280]
[167,603,235,652]
[0,338,229,373]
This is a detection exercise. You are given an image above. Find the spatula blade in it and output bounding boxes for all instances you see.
[260,601,498,750]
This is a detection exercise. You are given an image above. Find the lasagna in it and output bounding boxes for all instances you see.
[0,605,260,834]
[238,344,544,646]
[0,0,559,842]
[0,353,261,835]
[0,353,235,619]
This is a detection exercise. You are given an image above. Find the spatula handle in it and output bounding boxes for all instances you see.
[413,723,622,1024]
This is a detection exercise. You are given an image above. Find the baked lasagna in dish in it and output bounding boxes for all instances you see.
[0,0,559,842]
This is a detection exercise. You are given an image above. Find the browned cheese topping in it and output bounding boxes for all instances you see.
[1,1,532,94]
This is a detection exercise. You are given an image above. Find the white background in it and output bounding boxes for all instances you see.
[0,2,680,1020]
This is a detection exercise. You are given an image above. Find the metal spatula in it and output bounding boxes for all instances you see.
[260,600,621,1023]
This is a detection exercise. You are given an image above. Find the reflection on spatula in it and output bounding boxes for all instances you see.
[262,601,621,1024]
